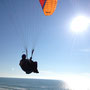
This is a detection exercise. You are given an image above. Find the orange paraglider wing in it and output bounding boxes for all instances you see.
[39,0,57,16]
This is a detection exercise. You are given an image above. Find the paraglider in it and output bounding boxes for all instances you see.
[39,0,58,16]
[19,49,39,74]
[19,0,58,74]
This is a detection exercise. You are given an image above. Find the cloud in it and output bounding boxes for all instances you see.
[40,70,55,74]
[80,48,90,52]
[11,68,15,71]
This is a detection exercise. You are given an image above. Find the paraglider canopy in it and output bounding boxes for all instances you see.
[39,0,58,16]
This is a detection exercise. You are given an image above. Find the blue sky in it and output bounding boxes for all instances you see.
[0,0,90,87]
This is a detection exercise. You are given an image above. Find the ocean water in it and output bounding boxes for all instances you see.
[0,78,70,90]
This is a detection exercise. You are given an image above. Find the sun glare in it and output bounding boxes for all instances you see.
[70,16,89,33]
[62,74,90,90]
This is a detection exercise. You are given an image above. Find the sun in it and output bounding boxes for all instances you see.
[70,16,89,33]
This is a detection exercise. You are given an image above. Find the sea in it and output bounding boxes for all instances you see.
[0,78,70,90]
